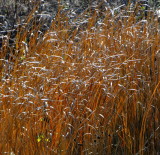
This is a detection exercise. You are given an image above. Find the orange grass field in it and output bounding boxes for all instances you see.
[0,4,160,155]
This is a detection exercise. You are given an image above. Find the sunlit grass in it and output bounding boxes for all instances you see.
[0,3,160,155]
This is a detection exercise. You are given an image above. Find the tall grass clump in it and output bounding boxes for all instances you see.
[0,3,160,155]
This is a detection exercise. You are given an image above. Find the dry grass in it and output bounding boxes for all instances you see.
[0,4,160,155]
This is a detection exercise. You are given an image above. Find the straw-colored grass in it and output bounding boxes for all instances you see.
[0,4,160,155]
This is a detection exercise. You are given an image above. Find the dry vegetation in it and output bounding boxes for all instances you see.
[0,3,160,155]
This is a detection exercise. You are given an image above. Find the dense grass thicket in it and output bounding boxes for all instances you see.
[0,2,160,155]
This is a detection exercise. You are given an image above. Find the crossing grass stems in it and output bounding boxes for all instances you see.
[0,3,160,155]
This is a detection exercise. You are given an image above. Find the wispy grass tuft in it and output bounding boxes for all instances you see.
[0,3,160,155]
